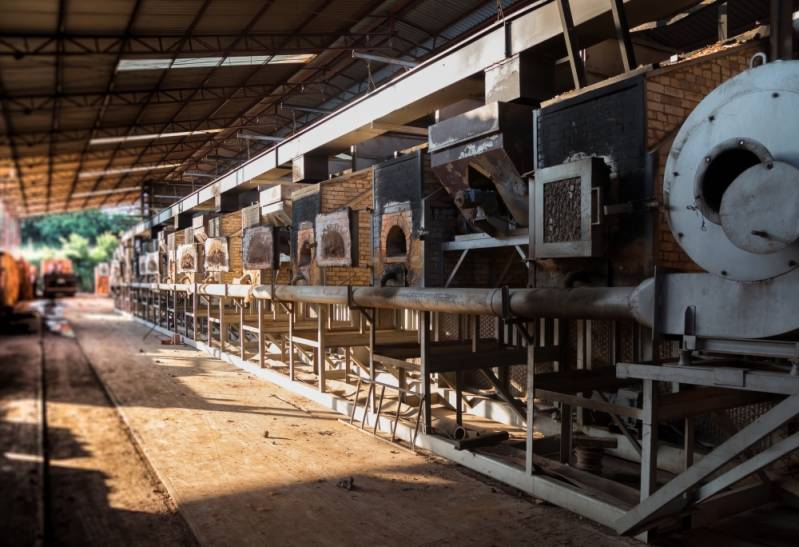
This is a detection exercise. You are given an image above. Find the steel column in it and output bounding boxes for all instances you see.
[616,392,799,535]
[557,0,588,89]
[609,0,636,71]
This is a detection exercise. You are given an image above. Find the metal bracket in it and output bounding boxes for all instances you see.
[498,285,536,345]
[268,276,294,315]
[501,285,511,321]
[682,305,697,352]
[603,198,659,216]
[652,265,668,343]
[347,285,374,324]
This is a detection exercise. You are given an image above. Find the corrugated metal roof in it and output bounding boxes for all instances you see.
[0,0,779,217]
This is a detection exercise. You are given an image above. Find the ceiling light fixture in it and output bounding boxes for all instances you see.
[89,129,224,146]
[352,50,417,69]
[236,131,284,142]
[78,163,181,179]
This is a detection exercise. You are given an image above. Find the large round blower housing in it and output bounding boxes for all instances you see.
[664,60,799,282]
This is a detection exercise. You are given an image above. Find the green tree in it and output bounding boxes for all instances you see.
[21,210,138,247]
[53,231,119,291]
[20,210,133,292]
[61,233,94,291]
[90,232,118,263]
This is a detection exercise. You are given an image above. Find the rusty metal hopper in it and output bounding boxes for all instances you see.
[428,102,532,236]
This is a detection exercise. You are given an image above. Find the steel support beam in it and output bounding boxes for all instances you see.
[617,362,799,395]
[124,0,698,235]
[718,2,729,41]
[615,392,799,536]
[557,0,588,89]
[609,0,636,71]
[0,31,396,57]
[770,0,796,60]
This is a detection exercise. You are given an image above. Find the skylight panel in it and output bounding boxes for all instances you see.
[117,54,315,72]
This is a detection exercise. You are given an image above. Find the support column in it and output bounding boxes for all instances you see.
[557,0,587,89]
[718,2,728,41]
[525,319,537,475]
[218,296,226,351]
[369,308,376,411]
[239,300,245,360]
[641,379,660,501]
[317,303,327,392]
[771,0,796,61]
[610,0,636,71]
[288,303,295,380]
[191,290,198,340]
[257,300,265,368]
[420,310,432,433]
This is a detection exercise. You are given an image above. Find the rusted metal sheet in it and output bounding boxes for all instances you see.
[243,226,277,270]
[144,252,159,276]
[177,244,199,273]
[429,102,532,235]
[315,209,352,267]
[203,238,229,272]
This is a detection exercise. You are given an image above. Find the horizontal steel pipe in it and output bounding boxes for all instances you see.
[122,280,652,325]
[247,282,653,326]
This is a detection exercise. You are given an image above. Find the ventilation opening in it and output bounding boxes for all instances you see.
[386,225,408,257]
[298,240,312,267]
[321,229,346,259]
[699,147,761,220]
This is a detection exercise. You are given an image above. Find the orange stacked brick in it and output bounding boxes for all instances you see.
[646,42,765,271]
[215,210,291,286]
[292,167,374,286]
[320,168,373,286]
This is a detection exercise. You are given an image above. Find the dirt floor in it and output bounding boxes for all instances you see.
[0,304,195,546]
[2,295,796,546]
[64,296,641,547]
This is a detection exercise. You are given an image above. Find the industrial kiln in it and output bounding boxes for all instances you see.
[372,150,457,288]
[290,167,372,286]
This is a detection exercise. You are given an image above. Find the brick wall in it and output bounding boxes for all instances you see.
[373,151,458,287]
[647,42,765,271]
[292,167,373,286]
[321,171,373,286]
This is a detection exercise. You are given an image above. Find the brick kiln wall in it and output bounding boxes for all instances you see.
[372,151,458,288]
[443,247,528,289]
[647,42,765,271]
[319,168,373,286]
[420,155,458,288]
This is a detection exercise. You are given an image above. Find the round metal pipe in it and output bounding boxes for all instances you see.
[249,282,653,326]
[507,287,644,322]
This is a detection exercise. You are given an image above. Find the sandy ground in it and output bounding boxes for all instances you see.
[0,305,195,546]
[66,296,636,547]
[0,315,44,546]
